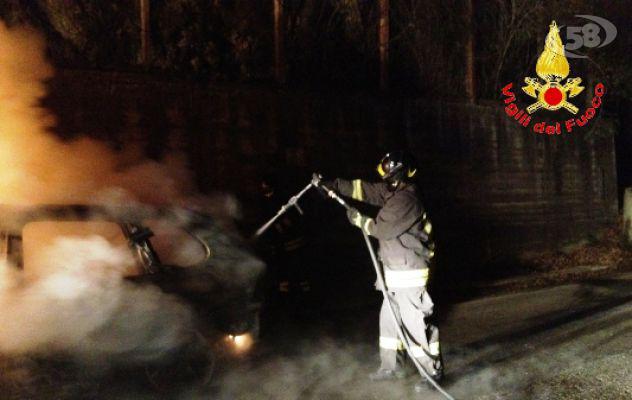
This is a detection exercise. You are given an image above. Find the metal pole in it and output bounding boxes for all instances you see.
[464,0,475,101]
[139,0,151,65]
[378,0,389,91]
[273,0,286,84]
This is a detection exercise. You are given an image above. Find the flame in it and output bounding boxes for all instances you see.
[535,21,570,82]
[0,23,220,367]
[0,22,193,207]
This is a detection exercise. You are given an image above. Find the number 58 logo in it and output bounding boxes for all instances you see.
[548,15,617,58]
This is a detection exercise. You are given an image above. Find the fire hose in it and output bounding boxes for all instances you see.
[254,176,455,399]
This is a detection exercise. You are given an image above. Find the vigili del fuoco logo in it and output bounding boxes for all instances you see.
[500,21,605,135]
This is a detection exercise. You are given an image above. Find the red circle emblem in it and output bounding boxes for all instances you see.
[543,87,563,106]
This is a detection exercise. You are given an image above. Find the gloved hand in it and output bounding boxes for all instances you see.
[311,173,322,187]
[346,207,373,234]
[312,173,335,199]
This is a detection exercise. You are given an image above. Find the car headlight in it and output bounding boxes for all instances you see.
[226,333,254,353]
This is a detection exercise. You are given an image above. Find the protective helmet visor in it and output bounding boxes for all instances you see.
[377,155,401,180]
[377,158,390,177]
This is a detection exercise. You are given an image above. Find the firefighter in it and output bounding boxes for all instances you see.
[316,151,442,387]
[256,175,311,302]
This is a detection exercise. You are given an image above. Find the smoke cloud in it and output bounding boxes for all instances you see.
[0,22,193,206]
[0,21,211,371]
[0,20,261,399]
[0,236,194,363]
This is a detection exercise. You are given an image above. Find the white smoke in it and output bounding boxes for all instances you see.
[0,236,194,364]
[0,20,261,399]
[0,22,209,368]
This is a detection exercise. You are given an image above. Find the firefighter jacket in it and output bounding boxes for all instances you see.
[330,178,433,289]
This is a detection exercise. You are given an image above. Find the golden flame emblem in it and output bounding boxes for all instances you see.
[523,21,584,114]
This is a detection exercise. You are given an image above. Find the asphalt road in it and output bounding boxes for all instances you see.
[208,271,632,400]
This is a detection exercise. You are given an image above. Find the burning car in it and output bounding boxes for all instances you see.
[0,203,265,364]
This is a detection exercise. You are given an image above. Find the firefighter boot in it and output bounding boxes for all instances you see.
[413,370,443,393]
[413,358,444,393]
[369,368,406,382]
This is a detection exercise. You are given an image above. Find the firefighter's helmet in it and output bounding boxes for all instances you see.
[260,174,277,198]
[377,151,417,183]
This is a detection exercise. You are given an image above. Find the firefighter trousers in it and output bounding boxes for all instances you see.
[378,287,442,376]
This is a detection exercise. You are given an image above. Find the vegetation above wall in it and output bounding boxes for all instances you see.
[0,1,630,99]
